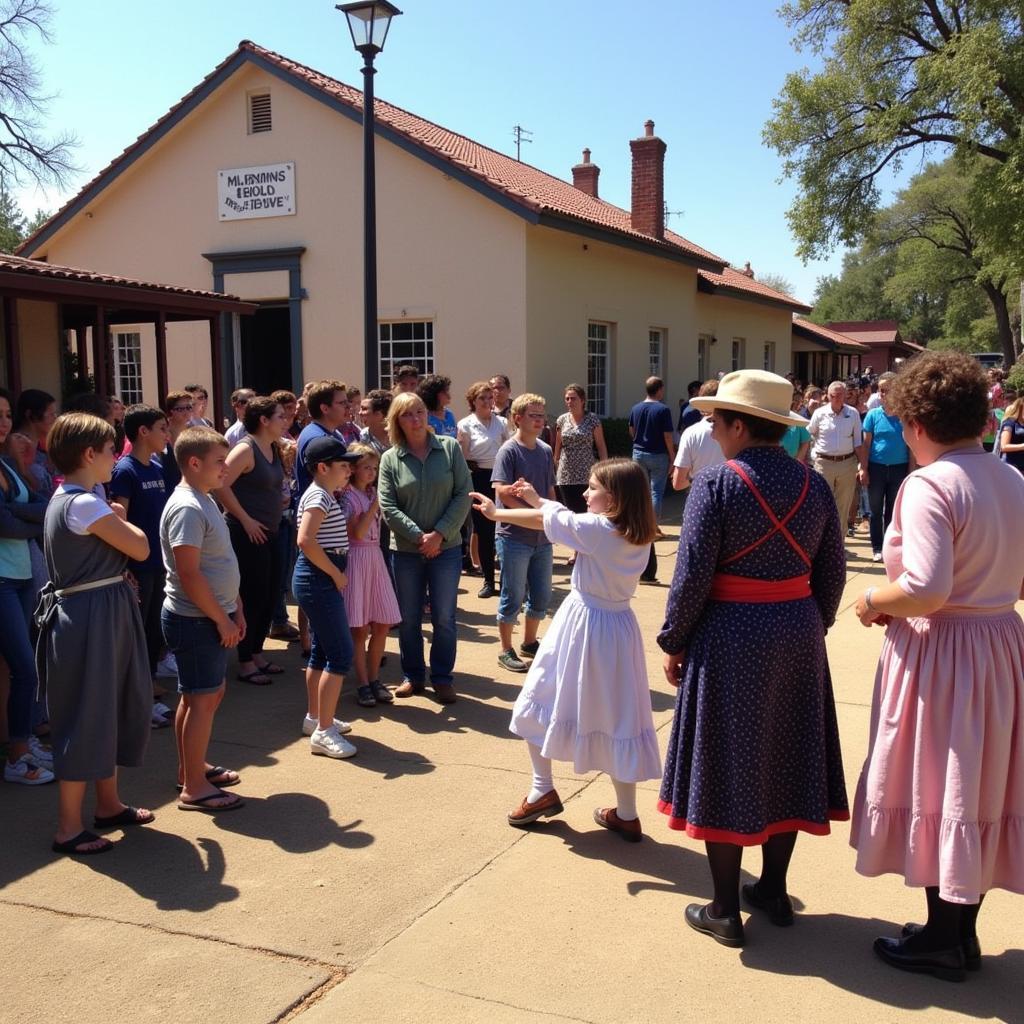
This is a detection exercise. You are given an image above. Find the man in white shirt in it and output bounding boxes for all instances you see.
[672,418,724,493]
[808,381,868,535]
[224,388,255,447]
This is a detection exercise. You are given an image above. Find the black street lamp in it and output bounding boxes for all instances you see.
[337,1,402,393]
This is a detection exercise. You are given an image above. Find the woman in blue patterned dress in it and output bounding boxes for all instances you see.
[658,370,849,948]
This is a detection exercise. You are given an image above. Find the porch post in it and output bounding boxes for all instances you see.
[155,311,169,404]
[209,316,225,430]
[2,296,21,394]
[75,326,89,380]
[92,306,109,397]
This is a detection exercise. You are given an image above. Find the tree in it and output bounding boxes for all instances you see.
[757,271,797,297]
[0,186,24,250]
[0,0,77,190]
[764,1,1024,269]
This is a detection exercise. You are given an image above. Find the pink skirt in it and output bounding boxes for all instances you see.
[342,543,400,629]
[850,609,1024,903]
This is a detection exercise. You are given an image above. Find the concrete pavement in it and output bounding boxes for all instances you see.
[2,500,1021,1024]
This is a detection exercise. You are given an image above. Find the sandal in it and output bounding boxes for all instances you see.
[254,661,285,675]
[370,680,393,703]
[93,806,155,829]
[237,670,273,686]
[175,766,241,792]
[356,684,377,707]
[52,830,114,856]
[177,791,245,813]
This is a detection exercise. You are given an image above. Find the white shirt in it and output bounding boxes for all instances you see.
[673,418,724,481]
[866,393,882,410]
[225,419,247,447]
[808,403,862,456]
[457,413,509,469]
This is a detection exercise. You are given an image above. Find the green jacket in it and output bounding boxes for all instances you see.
[378,433,471,553]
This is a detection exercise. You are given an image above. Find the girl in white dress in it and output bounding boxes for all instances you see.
[471,458,662,841]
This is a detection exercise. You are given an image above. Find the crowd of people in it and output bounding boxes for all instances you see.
[0,352,1021,984]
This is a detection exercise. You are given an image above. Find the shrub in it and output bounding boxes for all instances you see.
[601,417,633,457]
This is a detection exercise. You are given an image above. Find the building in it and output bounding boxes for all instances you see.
[791,318,870,385]
[20,41,810,416]
[823,320,923,373]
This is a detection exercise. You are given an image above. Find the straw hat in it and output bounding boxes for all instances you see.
[689,369,807,427]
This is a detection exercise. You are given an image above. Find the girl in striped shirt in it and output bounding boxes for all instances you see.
[293,436,362,760]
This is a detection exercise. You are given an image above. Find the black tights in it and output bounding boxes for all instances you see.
[706,832,798,917]
[906,887,985,951]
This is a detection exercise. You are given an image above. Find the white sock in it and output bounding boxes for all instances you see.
[611,778,638,821]
[527,743,554,803]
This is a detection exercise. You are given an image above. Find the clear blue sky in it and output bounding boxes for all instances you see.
[14,0,913,304]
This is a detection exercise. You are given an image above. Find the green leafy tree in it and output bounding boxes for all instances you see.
[757,271,797,297]
[0,187,25,251]
[764,1,1024,272]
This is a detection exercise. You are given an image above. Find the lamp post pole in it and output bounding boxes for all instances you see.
[360,48,379,392]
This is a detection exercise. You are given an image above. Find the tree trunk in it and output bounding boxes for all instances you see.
[981,280,1016,367]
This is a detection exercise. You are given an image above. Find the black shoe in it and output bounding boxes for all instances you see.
[742,883,794,927]
[873,936,966,982]
[520,640,540,658]
[902,923,981,971]
[639,575,657,585]
[684,902,745,948]
[478,582,496,598]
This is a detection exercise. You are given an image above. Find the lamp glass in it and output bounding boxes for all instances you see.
[337,1,401,52]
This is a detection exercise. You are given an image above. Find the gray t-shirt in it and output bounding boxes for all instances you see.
[160,484,240,617]
[492,437,555,548]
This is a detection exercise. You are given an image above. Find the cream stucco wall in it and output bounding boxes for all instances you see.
[15,301,62,400]
[31,61,527,404]
[525,228,698,417]
[694,291,794,380]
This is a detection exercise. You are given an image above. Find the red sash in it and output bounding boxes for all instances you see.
[710,459,812,603]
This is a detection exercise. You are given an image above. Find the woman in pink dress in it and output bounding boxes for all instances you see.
[851,351,1024,982]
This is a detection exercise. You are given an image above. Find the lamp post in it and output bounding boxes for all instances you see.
[337,1,402,392]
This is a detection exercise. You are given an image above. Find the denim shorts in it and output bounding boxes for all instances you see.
[161,609,229,694]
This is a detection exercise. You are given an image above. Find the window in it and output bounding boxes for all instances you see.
[378,320,434,390]
[731,337,746,372]
[587,321,611,417]
[248,92,272,134]
[648,328,664,378]
[114,332,143,406]
[697,334,711,381]
[762,341,776,372]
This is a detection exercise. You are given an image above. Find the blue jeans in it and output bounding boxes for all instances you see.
[868,461,909,555]
[272,513,296,625]
[496,539,553,624]
[393,546,461,686]
[292,552,354,675]
[0,576,39,742]
[633,450,669,519]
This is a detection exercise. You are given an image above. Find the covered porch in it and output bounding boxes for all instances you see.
[791,318,869,387]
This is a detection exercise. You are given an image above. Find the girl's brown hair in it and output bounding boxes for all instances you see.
[345,441,379,466]
[590,458,658,546]
[47,413,116,474]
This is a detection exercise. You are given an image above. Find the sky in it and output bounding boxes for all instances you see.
[12,0,914,304]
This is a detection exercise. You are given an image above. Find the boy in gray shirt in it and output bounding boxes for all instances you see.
[160,427,244,813]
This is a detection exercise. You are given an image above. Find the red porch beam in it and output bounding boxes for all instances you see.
[155,311,168,405]
[92,307,109,397]
[209,316,224,431]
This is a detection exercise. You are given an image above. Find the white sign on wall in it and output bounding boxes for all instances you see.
[218,162,295,221]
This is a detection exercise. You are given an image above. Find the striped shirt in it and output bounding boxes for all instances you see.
[297,483,348,551]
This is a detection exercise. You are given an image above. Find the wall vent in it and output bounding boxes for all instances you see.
[249,93,272,134]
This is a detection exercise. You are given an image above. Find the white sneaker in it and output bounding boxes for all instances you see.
[302,714,352,736]
[872,552,883,563]
[4,753,55,785]
[153,701,173,718]
[28,736,53,766]
[310,726,357,759]
[156,653,178,677]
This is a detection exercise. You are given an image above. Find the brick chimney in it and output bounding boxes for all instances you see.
[630,120,666,240]
[572,148,600,198]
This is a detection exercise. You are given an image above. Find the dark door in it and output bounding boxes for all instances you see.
[239,304,291,395]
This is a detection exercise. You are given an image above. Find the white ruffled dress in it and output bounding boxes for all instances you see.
[509,501,662,782]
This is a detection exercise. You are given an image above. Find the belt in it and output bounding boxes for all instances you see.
[709,573,811,603]
[323,547,347,556]
[55,573,127,598]
[816,452,856,462]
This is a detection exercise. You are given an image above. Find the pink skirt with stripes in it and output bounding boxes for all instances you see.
[343,542,401,628]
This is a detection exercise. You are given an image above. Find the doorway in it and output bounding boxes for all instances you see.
[239,304,291,395]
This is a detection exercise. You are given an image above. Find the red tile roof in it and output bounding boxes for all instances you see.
[792,317,870,352]
[824,320,901,345]
[0,252,247,304]
[698,267,811,312]
[20,40,727,272]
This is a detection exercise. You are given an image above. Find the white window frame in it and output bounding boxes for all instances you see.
[731,337,746,372]
[113,331,143,406]
[648,327,664,379]
[587,321,611,417]
[378,319,435,391]
[697,334,711,381]
[762,341,776,372]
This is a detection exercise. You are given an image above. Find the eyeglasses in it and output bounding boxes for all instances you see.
[172,405,194,413]
[524,412,546,420]
[236,398,250,406]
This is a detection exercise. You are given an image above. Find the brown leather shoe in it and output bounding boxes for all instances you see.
[593,807,642,842]
[433,682,457,705]
[394,679,426,698]
[507,789,564,827]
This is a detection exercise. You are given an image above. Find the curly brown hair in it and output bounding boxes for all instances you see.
[887,351,989,443]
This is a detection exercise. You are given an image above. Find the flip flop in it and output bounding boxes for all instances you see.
[237,670,272,686]
[52,830,114,856]
[177,792,245,813]
[255,661,285,675]
[174,767,241,792]
[93,806,155,829]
